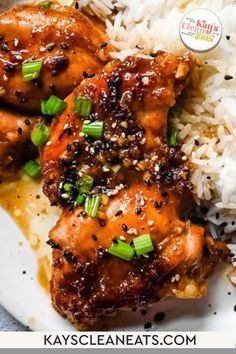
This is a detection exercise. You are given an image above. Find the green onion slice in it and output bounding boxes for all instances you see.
[22,61,43,81]
[41,95,67,116]
[76,194,86,206]
[109,239,135,261]
[168,127,177,147]
[63,183,73,196]
[74,97,93,117]
[23,160,42,179]
[85,195,101,217]
[77,175,94,194]
[82,121,104,140]
[38,1,52,7]
[31,124,50,147]
[133,234,154,256]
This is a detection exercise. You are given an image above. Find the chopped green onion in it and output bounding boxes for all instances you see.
[74,97,93,117]
[168,127,177,147]
[41,95,67,116]
[169,105,182,118]
[85,195,101,217]
[76,194,86,206]
[77,175,94,194]
[133,234,154,256]
[38,1,52,7]
[82,121,104,140]
[22,61,43,81]
[63,183,73,195]
[41,100,48,115]
[31,124,50,147]
[109,239,135,261]
[23,160,41,179]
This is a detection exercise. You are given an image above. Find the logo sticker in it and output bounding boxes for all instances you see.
[179,8,222,52]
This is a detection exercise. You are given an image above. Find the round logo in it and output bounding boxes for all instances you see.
[179,8,222,53]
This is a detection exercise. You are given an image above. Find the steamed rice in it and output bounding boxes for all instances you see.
[66,0,236,238]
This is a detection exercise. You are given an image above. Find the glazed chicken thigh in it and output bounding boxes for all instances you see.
[42,52,228,328]
[0,4,113,112]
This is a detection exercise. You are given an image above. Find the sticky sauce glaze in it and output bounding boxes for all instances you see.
[0,173,60,292]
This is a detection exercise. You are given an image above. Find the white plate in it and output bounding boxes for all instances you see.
[0,0,235,332]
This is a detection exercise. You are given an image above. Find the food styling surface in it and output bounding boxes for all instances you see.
[0,0,235,331]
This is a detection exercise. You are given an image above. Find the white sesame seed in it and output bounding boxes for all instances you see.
[103,166,110,172]
[142,76,150,85]
[107,192,112,197]
[140,137,146,145]
[119,235,126,241]
[39,47,46,52]
[119,183,124,189]
[127,228,138,235]
[151,156,158,162]
[15,55,22,60]
[182,156,187,161]
[154,164,160,172]
[142,254,149,258]
[121,132,126,139]
[3,74,8,81]
[175,274,180,281]
[111,136,117,142]
[64,123,69,129]
[79,132,85,137]
[14,38,19,47]
[112,190,118,196]
[112,122,117,128]
[59,182,63,189]
[46,141,52,146]
[170,276,175,283]
[148,220,154,226]
[84,120,91,124]
[61,193,69,199]
[133,160,138,165]
[140,198,145,206]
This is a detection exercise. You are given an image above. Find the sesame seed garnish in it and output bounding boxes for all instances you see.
[119,235,126,241]
[147,220,154,226]
[224,75,233,80]
[79,132,85,137]
[154,164,160,172]
[115,210,123,217]
[142,76,149,85]
[135,207,142,215]
[122,223,128,231]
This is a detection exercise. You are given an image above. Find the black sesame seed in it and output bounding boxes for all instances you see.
[150,52,158,58]
[144,322,152,329]
[75,1,79,9]
[61,42,69,50]
[112,237,118,244]
[24,119,31,126]
[206,176,211,180]
[135,207,142,215]
[47,43,56,51]
[22,270,26,275]
[66,144,72,151]
[195,140,200,146]
[228,292,231,295]
[154,312,165,322]
[15,90,22,97]
[161,191,168,197]
[226,35,230,40]
[122,223,128,231]
[234,305,236,311]
[224,75,233,80]
[1,44,9,52]
[46,239,60,249]
[115,210,123,217]
[215,212,220,220]
[231,221,235,226]
[52,70,59,76]
[99,220,105,227]
[100,42,107,48]
[220,222,227,227]
[4,63,15,73]
[154,201,162,208]
[214,312,217,315]
[91,234,97,241]
[17,127,22,135]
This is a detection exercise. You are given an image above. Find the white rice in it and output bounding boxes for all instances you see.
[64,0,236,237]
